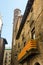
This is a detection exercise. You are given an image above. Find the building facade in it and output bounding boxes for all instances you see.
[15,0,43,65]
[3,49,11,65]
[11,9,22,65]
[0,38,8,65]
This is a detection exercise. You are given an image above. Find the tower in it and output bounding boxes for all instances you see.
[0,15,3,37]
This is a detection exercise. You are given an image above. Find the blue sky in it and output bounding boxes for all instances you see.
[0,0,28,49]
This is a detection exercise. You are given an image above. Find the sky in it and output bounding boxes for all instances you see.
[0,0,28,49]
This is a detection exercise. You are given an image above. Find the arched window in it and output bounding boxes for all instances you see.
[34,62,40,65]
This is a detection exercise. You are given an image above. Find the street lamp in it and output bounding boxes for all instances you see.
[0,16,3,38]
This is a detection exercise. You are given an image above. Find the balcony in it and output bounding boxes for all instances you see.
[18,39,38,62]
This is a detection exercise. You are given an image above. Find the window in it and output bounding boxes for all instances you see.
[22,34,25,41]
[31,27,35,39]
[20,49,21,52]
[22,35,24,40]
[9,60,10,62]
[30,20,34,27]
[24,41,26,46]
[9,56,11,58]
[18,43,20,48]
[9,52,11,54]
[32,32,35,39]
[27,20,29,23]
